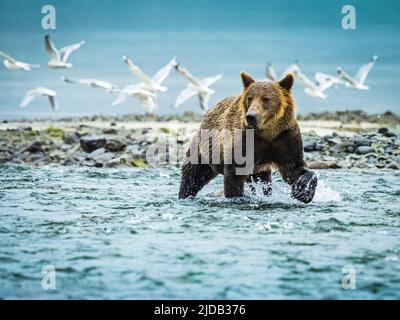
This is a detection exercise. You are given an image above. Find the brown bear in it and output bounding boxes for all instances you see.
[178,71,317,203]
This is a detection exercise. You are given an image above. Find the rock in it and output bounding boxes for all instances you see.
[102,128,117,135]
[326,137,342,145]
[386,162,400,170]
[22,141,44,153]
[353,137,372,146]
[86,147,106,159]
[303,141,316,152]
[31,153,46,162]
[384,131,397,138]
[315,143,326,151]
[378,127,389,134]
[307,160,339,169]
[105,139,126,152]
[93,152,115,164]
[356,146,375,155]
[80,136,106,153]
[63,132,80,144]
[105,158,121,168]
[346,145,355,153]
[110,122,117,127]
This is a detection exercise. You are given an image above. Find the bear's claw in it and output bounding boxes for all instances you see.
[291,171,318,203]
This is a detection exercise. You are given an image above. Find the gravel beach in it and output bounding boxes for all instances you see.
[1,111,399,170]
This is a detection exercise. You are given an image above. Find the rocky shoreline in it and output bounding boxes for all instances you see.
[0,111,399,170]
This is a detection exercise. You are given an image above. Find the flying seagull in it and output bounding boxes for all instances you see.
[0,50,39,71]
[123,55,177,93]
[112,84,156,113]
[265,62,277,81]
[45,35,85,69]
[61,76,117,92]
[20,87,59,111]
[337,55,378,90]
[295,69,342,100]
[265,61,300,81]
[174,63,223,112]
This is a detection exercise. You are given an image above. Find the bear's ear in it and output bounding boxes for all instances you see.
[278,73,294,91]
[240,71,255,89]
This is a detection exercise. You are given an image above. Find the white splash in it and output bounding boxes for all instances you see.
[246,177,341,204]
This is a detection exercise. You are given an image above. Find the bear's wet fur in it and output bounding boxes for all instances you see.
[179,71,318,203]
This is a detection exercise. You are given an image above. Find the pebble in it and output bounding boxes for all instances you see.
[356,146,375,155]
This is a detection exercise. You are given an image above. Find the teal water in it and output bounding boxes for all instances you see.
[0,165,399,299]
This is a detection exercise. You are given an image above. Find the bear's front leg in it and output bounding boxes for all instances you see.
[291,169,318,203]
[279,165,318,203]
[223,165,246,198]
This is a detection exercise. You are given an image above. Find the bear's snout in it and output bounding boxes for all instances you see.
[246,112,257,128]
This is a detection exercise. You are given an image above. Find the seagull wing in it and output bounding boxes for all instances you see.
[0,50,16,63]
[59,40,85,62]
[136,94,156,112]
[20,89,39,108]
[112,92,128,106]
[296,72,317,91]
[82,79,115,90]
[123,55,152,84]
[315,72,343,92]
[151,57,178,86]
[198,91,213,111]
[200,72,223,87]
[20,87,56,108]
[175,64,201,87]
[265,64,277,81]
[174,87,198,108]
[337,67,357,86]
[281,63,300,78]
[355,55,378,84]
[44,35,60,61]
[48,94,59,111]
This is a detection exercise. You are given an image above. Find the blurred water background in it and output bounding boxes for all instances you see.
[0,0,399,120]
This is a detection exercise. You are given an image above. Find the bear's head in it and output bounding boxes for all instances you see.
[240,71,295,130]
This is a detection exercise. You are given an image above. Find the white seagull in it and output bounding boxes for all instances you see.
[45,35,85,69]
[20,87,59,111]
[265,61,300,81]
[0,50,39,71]
[61,76,117,93]
[123,55,177,93]
[112,84,156,113]
[174,63,223,112]
[296,69,342,100]
[337,55,378,90]
[265,62,278,81]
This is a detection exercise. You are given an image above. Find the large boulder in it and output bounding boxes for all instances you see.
[80,136,106,153]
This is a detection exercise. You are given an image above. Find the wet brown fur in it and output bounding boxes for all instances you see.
[179,72,318,203]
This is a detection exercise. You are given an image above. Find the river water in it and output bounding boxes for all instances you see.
[0,165,399,299]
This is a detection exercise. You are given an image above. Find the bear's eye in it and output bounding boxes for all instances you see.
[262,97,270,108]
[247,96,252,105]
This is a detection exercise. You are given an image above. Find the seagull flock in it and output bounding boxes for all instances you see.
[0,34,378,113]
[0,35,223,114]
[266,55,378,100]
